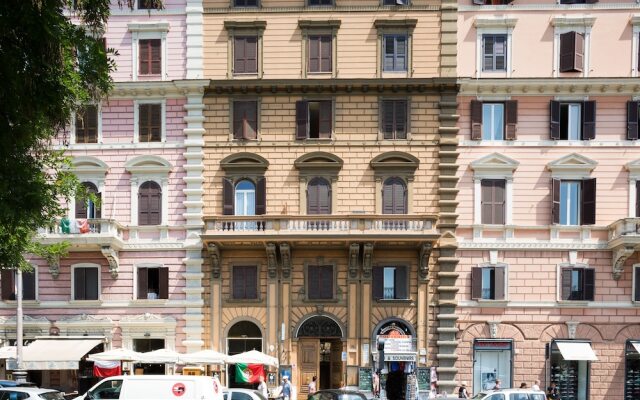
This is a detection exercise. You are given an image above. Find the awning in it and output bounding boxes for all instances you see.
[7,338,103,370]
[0,346,16,359]
[556,341,598,361]
[631,341,640,354]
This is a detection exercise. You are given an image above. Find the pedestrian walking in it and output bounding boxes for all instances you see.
[308,376,317,395]
[457,382,469,398]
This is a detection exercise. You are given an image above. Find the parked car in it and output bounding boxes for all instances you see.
[75,375,220,400]
[471,389,546,400]
[223,388,267,400]
[0,387,65,400]
[0,382,37,388]
[307,389,367,400]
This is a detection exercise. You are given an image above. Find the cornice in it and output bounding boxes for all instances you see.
[298,20,341,29]
[459,3,640,12]
[109,80,208,99]
[550,15,596,28]
[204,5,440,14]
[127,21,170,32]
[473,16,518,29]
[458,77,640,96]
[458,241,608,250]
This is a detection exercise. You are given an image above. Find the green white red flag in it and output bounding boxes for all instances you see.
[235,363,264,383]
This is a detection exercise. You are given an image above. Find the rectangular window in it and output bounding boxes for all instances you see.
[0,270,36,301]
[383,0,409,4]
[471,100,517,140]
[234,36,258,74]
[381,99,408,139]
[471,266,506,300]
[481,179,506,225]
[373,266,408,300]
[75,105,98,144]
[550,101,596,140]
[559,31,585,73]
[482,103,504,140]
[560,181,581,226]
[308,0,333,5]
[137,267,168,300]
[232,266,258,300]
[74,267,99,301]
[552,178,596,226]
[635,266,640,302]
[561,267,595,301]
[482,34,507,72]
[383,34,407,72]
[473,0,514,4]
[138,104,162,142]
[139,39,161,75]
[308,35,332,73]
[307,265,333,300]
[138,0,160,9]
[295,100,332,139]
[232,100,258,140]
[627,101,639,140]
[234,0,258,6]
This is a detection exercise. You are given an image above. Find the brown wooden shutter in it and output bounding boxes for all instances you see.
[559,32,577,73]
[308,36,320,73]
[85,268,99,300]
[234,37,245,74]
[381,101,395,139]
[232,102,244,140]
[139,39,150,75]
[139,181,161,225]
[582,101,596,140]
[320,266,333,299]
[581,178,596,225]
[307,178,330,215]
[550,101,561,139]
[628,101,639,140]
[308,266,319,299]
[158,267,169,299]
[76,193,88,219]
[74,268,86,300]
[372,267,383,300]
[233,101,257,140]
[319,101,332,138]
[320,36,332,73]
[232,266,245,299]
[470,100,483,140]
[471,267,482,300]
[561,268,572,300]
[1,270,14,301]
[150,104,161,142]
[481,180,492,224]
[505,100,518,140]
[574,32,585,72]
[296,101,308,139]
[245,36,258,74]
[583,268,595,301]
[635,267,640,302]
[22,271,36,301]
[494,267,506,300]
[395,266,408,299]
[255,177,266,215]
[552,178,561,224]
[223,178,234,215]
[636,181,640,218]
[150,39,161,74]
[139,104,149,142]
[246,266,257,299]
[137,267,148,299]
[395,100,407,139]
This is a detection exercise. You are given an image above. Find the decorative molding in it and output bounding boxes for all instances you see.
[280,243,291,280]
[127,21,171,33]
[70,156,109,176]
[207,243,221,279]
[223,20,267,31]
[459,77,640,97]
[419,243,432,281]
[374,19,418,30]
[613,245,636,280]
[362,243,374,279]
[298,20,342,30]
[550,15,596,28]
[348,243,360,280]
[220,152,269,176]
[487,321,500,339]
[458,241,608,250]
[626,158,640,178]
[108,80,208,100]
[370,151,420,177]
[470,153,520,177]
[48,255,60,279]
[124,155,173,175]
[294,152,343,178]
[547,153,598,178]
[265,243,277,279]
[205,5,440,13]
[100,246,119,279]
[566,321,580,339]
[473,16,518,29]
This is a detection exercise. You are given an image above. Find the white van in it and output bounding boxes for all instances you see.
[471,389,546,400]
[75,375,220,400]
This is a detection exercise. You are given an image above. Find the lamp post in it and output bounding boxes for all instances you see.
[13,269,27,383]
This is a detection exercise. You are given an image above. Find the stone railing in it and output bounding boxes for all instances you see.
[608,218,640,241]
[39,218,125,238]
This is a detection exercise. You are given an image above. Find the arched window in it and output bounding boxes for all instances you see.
[138,181,162,226]
[382,177,407,214]
[227,321,263,355]
[76,182,101,219]
[307,177,331,215]
[235,180,256,216]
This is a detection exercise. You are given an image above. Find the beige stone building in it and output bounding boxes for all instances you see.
[200,0,459,397]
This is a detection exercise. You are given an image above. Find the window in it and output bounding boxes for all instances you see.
[383,0,409,4]
[481,179,505,225]
[307,177,331,215]
[308,0,333,5]
[482,34,507,72]
[138,181,162,226]
[382,177,407,214]
[232,100,258,140]
[235,180,256,217]
[73,266,99,300]
[137,266,168,300]
[234,0,258,6]
[550,101,596,140]
[552,179,596,226]
[473,0,513,4]
[634,266,640,302]
[75,182,101,219]
[295,100,332,139]
[627,101,639,140]
[560,0,597,3]
[381,99,408,140]
[232,265,258,299]
[383,34,407,72]
[373,266,408,300]
[308,35,332,73]
[138,0,160,9]
[75,105,98,144]
[307,265,333,300]
[233,36,258,74]
[87,379,123,400]
[138,103,162,142]
[222,178,266,216]
[139,39,161,76]
[1,269,36,301]
[470,100,517,140]
[560,267,595,301]
[559,31,584,73]
[471,265,506,300]
[0,391,30,400]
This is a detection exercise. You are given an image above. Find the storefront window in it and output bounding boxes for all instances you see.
[548,340,593,400]
[227,321,263,389]
[133,338,165,375]
[374,320,416,400]
[472,340,512,395]
[625,340,640,400]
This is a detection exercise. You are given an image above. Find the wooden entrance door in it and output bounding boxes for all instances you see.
[330,340,344,389]
[298,339,319,400]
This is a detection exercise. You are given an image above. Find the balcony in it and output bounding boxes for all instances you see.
[37,218,125,250]
[608,218,640,280]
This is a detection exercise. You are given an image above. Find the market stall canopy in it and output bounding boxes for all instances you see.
[87,348,143,362]
[7,337,103,370]
[556,341,598,361]
[227,350,278,368]
[0,346,16,359]
[137,348,183,364]
[181,350,228,365]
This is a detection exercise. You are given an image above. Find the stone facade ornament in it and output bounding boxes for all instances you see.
[207,243,221,279]
[612,246,635,280]
[362,243,374,279]
[280,243,291,280]
[487,321,500,339]
[419,243,432,281]
[348,243,360,279]
[48,255,60,279]
[566,321,579,339]
[265,243,277,279]
[101,246,119,278]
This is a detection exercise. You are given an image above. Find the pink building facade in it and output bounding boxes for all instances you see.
[457,1,640,399]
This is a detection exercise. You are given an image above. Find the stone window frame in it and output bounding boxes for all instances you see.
[470,153,519,226]
[71,263,101,303]
[228,262,263,303]
[303,261,339,302]
[633,264,640,303]
[133,99,166,143]
[298,20,341,79]
[229,97,261,142]
[133,263,169,302]
[69,156,109,220]
[371,262,412,303]
[120,313,177,374]
[71,103,103,144]
[473,17,517,79]
[128,22,170,81]
[556,262,595,303]
[124,155,172,227]
[551,16,595,78]
[472,261,509,302]
[631,16,640,77]
[294,152,343,215]
[374,19,417,78]
[370,152,419,214]
[378,97,411,141]
[626,158,640,217]
[224,21,267,79]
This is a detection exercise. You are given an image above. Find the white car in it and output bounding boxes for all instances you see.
[0,387,65,400]
[471,389,546,400]
[223,388,268,400]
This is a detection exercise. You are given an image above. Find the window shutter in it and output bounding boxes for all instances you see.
[149,184,161,225]
[373,267,383,300]
[245,101,257,139]
[85,268,99,300]
[628,101,639,140]
[139,104,149,142]
[76,195,88,220]
[550,101,561,139]
[581,178,596,225]
[255,177,266,215]
[574,32,585,72]
[246,36,258,74]
[395,100,407,139]
[635,267,640,302]
[319,101,332,138]
[233,266,245,299]
[308,36,320,73]
[559,31,577,73]
[381,101,395,139]
[233,101,258,140]
[234,37,245,74]
[471,267,482,300]
[296,101,308,139]
[583,268,595,301]
[74,268,86,300]
[552,178,561,224]
[158,267,169,299]
[307,181,319,215]
[382,180,394,215]
[395,266,408,299]
[150,104,162,142]
[585,0,598,3]
[1,270,14,301]
[246,266,258,299]
[223,178,235,215]
[481,180,492,225]
[22,272,36,301]
[636,181,640,218]
[95,192,102,218]
[139,40,150,75]
[150,39,161,74]
[505,100,518,140]
[137,268,148,300]
[470,100,483,140]
[319,179,331,214]
[308,266,319,299]
[320,266,333,299]
[494,267,506,300]
[561,269,572,300]
[232,102,245,140]
[320,35,332,72]
[139,181,161,226]
[582,101,596,140]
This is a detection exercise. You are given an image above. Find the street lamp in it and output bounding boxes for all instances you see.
[14,269,27,383]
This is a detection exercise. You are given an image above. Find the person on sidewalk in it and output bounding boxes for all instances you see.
[457,382,469,398]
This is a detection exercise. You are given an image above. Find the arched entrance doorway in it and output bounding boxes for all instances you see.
[372,319,416,400]
[227,320,263,389]
[295,315,344,397]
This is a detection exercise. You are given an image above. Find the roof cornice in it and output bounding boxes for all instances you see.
[458,77,640,96]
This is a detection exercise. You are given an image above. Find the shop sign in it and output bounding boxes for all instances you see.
[473,340,512,350]
[384,353,416,362]
[384,338,414,353]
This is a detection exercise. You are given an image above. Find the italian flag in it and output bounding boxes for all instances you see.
[235,363,264,384]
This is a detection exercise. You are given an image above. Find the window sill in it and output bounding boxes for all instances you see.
[69,300,103,306]
[302,298,339,303]
[476,299,508,306]
[131,299,169,304]
[297,138,334,143]
[2,300,39,305]
[557,300,591,306]
[224,298,263,304]
[374,298,413,305]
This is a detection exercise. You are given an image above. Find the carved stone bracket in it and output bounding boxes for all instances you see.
[348,243,360,279]
[100,246,119,279]
[207,243,221,280]
[48,255,61,279]
[266,243,278,279]
[280,243,291,280]
[362,243,374,279]
[613,245,636,280]
[419,243,432,281]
